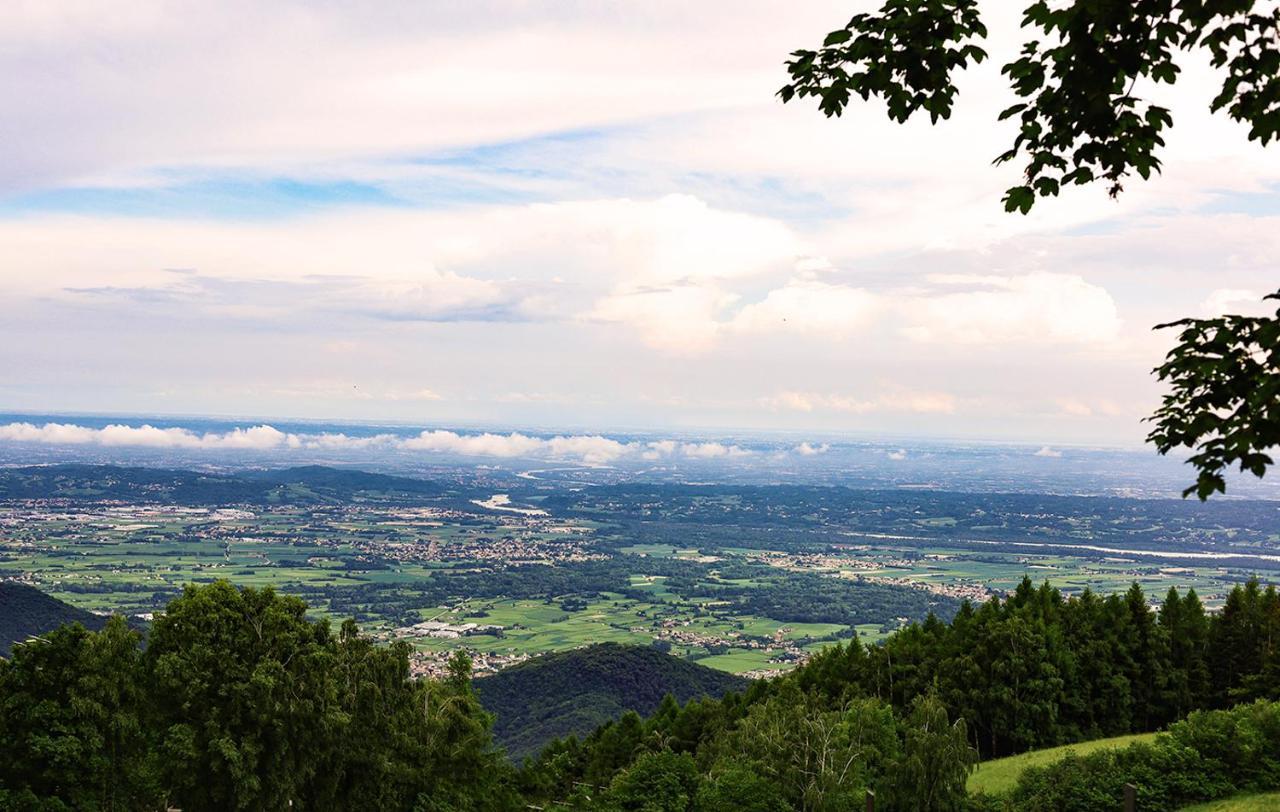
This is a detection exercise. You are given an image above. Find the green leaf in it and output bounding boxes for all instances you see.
[823,28,853,47]
[1003,185,1035,214]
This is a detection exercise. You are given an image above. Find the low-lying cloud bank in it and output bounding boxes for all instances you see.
[0,421,771,465]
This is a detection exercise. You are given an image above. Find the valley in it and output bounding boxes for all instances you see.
[2,462,1276,680]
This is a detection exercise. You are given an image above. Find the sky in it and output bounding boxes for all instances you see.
[2,1,1278,447]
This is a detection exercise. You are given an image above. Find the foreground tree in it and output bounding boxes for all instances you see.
[522,578,1280,805]
[693,763,790,812]
[887,692,977,811]
[142,581,513,811]
[780,1,1280,498]
[714,686,900,811]
[146,582,343,811]
[1148,295,1280,498]
[600,751,701,812]
[0,617,155,811]
[0,582,517,811]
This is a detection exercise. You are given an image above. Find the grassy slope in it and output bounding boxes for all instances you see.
[1180,794,1280,811]
[967,732,1160,796]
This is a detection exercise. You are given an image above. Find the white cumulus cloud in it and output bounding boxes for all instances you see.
[730,280,879,336]
[0,422,292,450]
[794,442,829,455]
[0,422,763,465]
[0,422,97,444]
[901,273,1122,346]
[1201,288,1273,317]
[588,284,737,354]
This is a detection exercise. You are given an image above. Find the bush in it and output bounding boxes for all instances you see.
[986,701,1280,811]
[694,763,789,812]
[602,751,700,812]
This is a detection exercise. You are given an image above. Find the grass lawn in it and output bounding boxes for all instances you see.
[1180,793,1280,811]
[967,732,1160,796]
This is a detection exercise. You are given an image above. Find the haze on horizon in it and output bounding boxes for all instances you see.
[3,1,1278,447]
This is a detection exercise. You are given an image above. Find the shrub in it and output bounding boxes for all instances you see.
[986,701,1280,811]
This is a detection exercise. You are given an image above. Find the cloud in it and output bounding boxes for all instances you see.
[0,214,516,323]
[0,4,842,192]
[588,283,737,353]
[900,273,1122,345]
[401,429,638,464]
[0,422,290,450]
[0,195,801,333]
[0,422,97,444]
[0,421,756,464]
[577,195,806,351]
[339,272,506,321]
[1053,398,1134,418]
[1055,399,1096,417]
[399,430,543,457]
[286,432,401,451]
[586,270,1122,353]
[1201,288,1273,317]
[730,280,879,336]
[1034,445,1063,458]
[764,389,956,415]
[878,390,958,414]
[383,388,443,402]
[676,441,751,459]
[1,5,1275,446]
[794,442,829,455]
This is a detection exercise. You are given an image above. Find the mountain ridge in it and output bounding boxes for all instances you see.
[0,582,118,657]
[0,463,445,505]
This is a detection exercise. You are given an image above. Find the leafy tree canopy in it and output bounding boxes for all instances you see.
[780,0,1280,213]
[0,581,515,812]
[1148,293,1280,498]
[780,1,1280,498]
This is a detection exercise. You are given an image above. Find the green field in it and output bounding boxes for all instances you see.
[1,476,1269,679]
[967,733,1160,796]
[0,503,866,676]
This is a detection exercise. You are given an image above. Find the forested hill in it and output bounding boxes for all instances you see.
[0,464,445,505]
[520,577,1280,809]
[7,578,1280,810]
[0,582,112,657]
[474,643,747,759]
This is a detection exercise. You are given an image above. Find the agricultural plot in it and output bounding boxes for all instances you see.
[2,470,1276,677]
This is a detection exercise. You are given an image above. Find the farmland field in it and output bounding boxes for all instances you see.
[3,462,1278,678]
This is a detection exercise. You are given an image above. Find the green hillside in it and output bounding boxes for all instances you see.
[7,579,1280,811]
[967,732,1160,795]
[0,463,444,505]
[474,642,748,759]
[0,582,113,657]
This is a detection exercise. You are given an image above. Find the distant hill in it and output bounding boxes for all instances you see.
[0,464,444,505]
[0,582,114,657]
[474,643,749,760]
